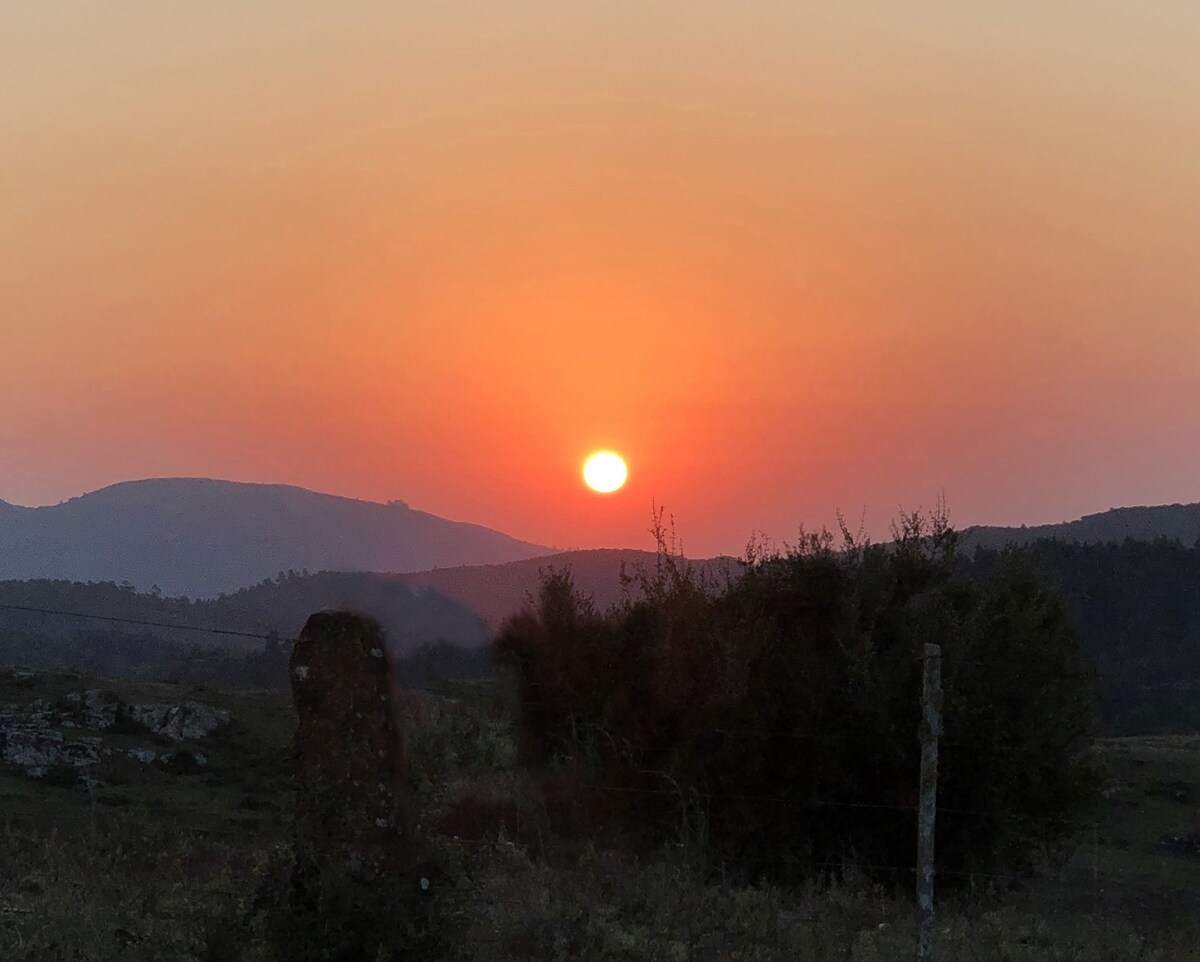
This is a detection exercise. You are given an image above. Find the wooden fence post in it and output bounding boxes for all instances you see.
[917,643,942,962]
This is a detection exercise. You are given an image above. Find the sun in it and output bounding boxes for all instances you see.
[583,451,628,493]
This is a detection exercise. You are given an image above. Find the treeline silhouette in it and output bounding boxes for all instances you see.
[962,537,1200,734]
[0,536,1198,728]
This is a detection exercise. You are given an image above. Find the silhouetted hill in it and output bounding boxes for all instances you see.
[960,502,1200,551]
[392,549,741,628]
[0,478,552,597]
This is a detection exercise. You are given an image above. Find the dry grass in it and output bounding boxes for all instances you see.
[1,670,1197,961]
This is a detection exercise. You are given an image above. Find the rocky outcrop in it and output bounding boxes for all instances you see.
[0,680,229,787]
[125,701,229,740]
[0,701,103,779]
[63,689,117,729]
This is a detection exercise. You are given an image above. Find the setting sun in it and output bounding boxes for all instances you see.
[583,451,628,494]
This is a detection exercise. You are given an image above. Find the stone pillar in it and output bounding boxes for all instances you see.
[289,610,412,878]
[283,610,420,960]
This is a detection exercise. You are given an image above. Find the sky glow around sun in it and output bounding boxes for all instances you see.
[1,2,1199,553]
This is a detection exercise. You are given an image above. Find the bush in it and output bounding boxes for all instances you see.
[394,640,495,689]
[495,509,1101,883]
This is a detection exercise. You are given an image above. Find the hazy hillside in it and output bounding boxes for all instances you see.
[220,571,491,650]
[961,502,1200,551]
[0,572,489,657]
[0,478,552,597]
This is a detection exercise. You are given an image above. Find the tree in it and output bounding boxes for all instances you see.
[496,509,1100,883]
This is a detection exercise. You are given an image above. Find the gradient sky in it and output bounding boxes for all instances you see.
[3,1,1198,557]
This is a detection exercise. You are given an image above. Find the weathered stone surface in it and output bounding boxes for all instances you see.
[64,689,118,729]
[0,707,103,779]
[289,610,412,879]
[127,747,159,765]
[0,688,229,785]
[156,747,209,774]
[278,611,423,961]
[125,701,229,740]
[1160,832,1200,859]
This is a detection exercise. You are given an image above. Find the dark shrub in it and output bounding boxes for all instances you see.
[394,639,494,689]
[39,764,83,788]
[496,510,1101,883]
[427,793,534,846]
[156,748,207,775]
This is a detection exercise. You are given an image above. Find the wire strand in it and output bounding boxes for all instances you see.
[0,601,286,643]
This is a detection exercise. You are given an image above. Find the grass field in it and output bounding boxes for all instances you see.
[1,667,1197,961]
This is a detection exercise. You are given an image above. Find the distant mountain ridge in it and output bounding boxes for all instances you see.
[0,478,552,598]
[961,502,1200,551]
[5,476,1196,608]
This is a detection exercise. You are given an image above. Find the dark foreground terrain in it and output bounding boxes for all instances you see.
[0,666,1197,961]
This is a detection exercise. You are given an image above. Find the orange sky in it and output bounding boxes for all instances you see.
[2,1,1198,557]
